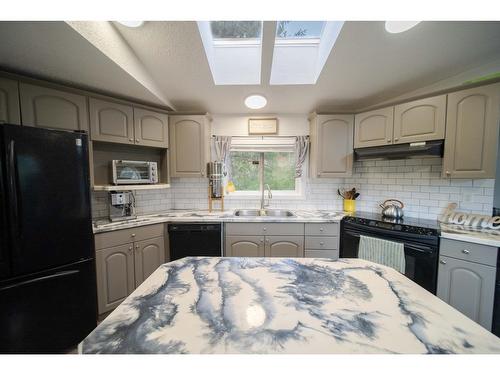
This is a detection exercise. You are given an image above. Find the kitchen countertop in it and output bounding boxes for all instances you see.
[440,223,500,248]
[79,257,500,354]
[93,210,346,233]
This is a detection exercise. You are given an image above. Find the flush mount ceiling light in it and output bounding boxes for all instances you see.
[385,21,421,34]
[244,95,267,109]
[116,21,144,28]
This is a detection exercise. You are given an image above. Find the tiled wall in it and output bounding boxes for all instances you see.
[91,157,495,221]
[91,189,173,220]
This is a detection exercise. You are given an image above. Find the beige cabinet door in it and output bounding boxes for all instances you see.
[133,108,169,148]
[310,114,354,178]
[443,83,500,178]
[437,256,496,330]
[354,107,394,148]
[265,236,304,258]
[89,98,134,145]
[225,236,265,257]
[393,95,446,144]
[0,77,20,125]
[134,236,165,287]
[169,115,208,177]
[95,243,135,314]
[19,83,89,131]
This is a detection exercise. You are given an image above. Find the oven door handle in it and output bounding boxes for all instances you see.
[343,230,436,255]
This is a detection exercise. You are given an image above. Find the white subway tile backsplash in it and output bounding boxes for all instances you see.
[91,157,495,220]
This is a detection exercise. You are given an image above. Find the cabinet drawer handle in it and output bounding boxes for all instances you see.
[440,259,446,265]
[462,249,470,255]
[128,246,132,252]
[319,227,324,232]
[131,233,136,237]
[320,242,325,246]
[263,228,267,232]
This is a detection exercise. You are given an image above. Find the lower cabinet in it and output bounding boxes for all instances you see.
[265,236,304,257]
[94,224,166,315]
[225,236,265,257]
[437,237,498,331]
[225,235,304,258]
[95,243,135,314]
[437,255,496,330]
[133,237,165,287]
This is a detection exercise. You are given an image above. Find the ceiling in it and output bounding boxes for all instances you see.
[1,21,500,114]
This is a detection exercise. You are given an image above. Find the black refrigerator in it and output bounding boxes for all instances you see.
[0,124,97,353]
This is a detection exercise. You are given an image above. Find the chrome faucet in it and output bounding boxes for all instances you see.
[260,184,272,211]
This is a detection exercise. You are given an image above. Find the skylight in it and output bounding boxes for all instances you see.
[197,21,263,85]
[270,21,344,85]
[276,21,325,39]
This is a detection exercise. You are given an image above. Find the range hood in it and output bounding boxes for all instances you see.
[354,140,444,160]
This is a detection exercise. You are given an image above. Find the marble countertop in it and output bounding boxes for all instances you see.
[440,223,500,248]
[93,210,346,233]
[79,257,500,354]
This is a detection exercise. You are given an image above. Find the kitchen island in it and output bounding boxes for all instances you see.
[79,257,500,354]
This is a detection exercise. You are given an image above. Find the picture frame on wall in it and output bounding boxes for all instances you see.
[248,118,279,135]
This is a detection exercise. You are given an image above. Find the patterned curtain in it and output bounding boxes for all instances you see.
[295,136,309,178]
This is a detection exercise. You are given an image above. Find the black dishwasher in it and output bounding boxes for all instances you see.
[168,223,222,261]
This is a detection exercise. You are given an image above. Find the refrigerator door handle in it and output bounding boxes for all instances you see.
[0,269,80,291]
[7,140,21,250]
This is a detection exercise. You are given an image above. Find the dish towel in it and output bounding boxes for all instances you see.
[358,235,406,274]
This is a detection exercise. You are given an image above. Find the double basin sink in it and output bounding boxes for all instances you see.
[233,209,296,218]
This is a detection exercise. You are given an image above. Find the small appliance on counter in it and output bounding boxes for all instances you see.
[112,160,158,185]
[109,191,136,221]
[207,161,224,212]
[380,199,405,219]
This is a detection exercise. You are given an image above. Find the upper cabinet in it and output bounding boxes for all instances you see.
[310,114,354,178]
[393,95,446,144]
[90,98,168,148]
[133,108,169,148]
[443,82,500,179]
[19,83,89,132]
[354,107,394,148]
[0,77,20,125]
[169,115,210,178]
[89,98,134,145]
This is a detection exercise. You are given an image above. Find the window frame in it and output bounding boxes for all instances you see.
[226,149,306,200]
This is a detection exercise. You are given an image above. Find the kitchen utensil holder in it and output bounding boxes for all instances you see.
[343,199,356,213]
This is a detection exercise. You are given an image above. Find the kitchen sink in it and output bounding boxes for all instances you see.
[233,209,295,217]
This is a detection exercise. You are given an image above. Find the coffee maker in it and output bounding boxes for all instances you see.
[109,191,136,222]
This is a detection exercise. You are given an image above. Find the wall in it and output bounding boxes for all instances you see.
[91,113,495,221]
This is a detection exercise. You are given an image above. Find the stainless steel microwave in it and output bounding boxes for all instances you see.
[112,160,158,185]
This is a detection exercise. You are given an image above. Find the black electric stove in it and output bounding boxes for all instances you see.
[340,212,440,294]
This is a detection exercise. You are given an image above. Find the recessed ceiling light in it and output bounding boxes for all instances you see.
[117,21,144,28]
[385,21,421,34]
[244,95,267,109]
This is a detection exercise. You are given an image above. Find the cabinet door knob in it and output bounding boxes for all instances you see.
[319,227,324,232]
[387,139,391,143]
[440,259,446,265]
[135,139,140,143]
[462,249,470,255]
[128,246,132,252]
[394,138,399,141]
[135,245,139,249]
[445,171,451,176]
[129,138,133,142]
[131,233,136,237]
[263,227,267,232]
[260,239,264,243]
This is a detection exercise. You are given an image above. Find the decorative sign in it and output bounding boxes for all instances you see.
[439,203,500,230]
[248,118,278,135]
